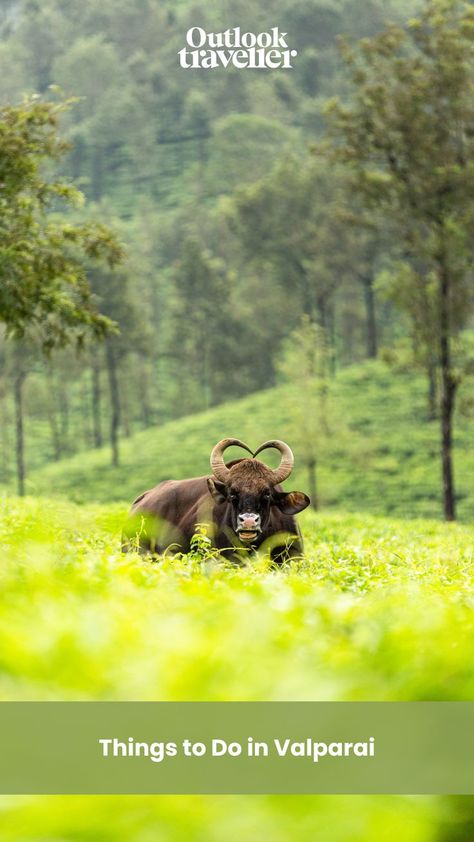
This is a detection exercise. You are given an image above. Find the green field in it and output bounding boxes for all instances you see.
[0,495,473,839]
[0,794,441,842]
[2,497,473,702]
[25,360,474,521]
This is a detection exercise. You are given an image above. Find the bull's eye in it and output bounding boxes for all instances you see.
[263,492,271,502]
[229,492,238,503]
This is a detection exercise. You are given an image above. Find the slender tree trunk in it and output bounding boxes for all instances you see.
[316,294,327,333]
[296,263,316,323]
[14,372,26,496]
[141,363,151,428]
[81,376,92,449]
[58,386,69,453]
[362,274,377,359]
[0,387,9,481]
[202,341,211,409]
[307,457,318,511]
[91,358,103,448]
[105,341,120,467]
[427,357,437,422]
[326,301,337,375]
[440,367,456,521]
[47,406,62,461]
[439,260,456,521]
[47,366,61,461]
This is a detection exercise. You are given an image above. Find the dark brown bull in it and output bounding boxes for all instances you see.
[123,438,310,563]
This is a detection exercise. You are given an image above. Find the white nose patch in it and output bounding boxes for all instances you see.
[238,512,260,525]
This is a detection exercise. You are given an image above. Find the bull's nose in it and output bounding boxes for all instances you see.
[238,513,261,528]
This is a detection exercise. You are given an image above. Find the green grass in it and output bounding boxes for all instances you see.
[0,794,440,842]
[2,496,473,703]
[25,360,474,521]
[0,495,472,839]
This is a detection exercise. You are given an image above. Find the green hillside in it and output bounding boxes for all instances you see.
[27,360,474,521]
[0,494,472,838]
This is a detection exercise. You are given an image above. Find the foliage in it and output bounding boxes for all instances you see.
[225,156,348,327]
[0,0,421,478]
[166,237,258,414]
[324,0,474,518]
[0,96,124,349]
[0,493,471,836]
[4,493,474,698]
[188,522,214,561]
[277,317,339,508]
[326,0,474,240]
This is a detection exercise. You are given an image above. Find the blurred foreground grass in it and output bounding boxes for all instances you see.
[0,496,473,840]
[1,496,473,701]
[0,794,440,842]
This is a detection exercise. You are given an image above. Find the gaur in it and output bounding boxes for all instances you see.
[123,438,310,563]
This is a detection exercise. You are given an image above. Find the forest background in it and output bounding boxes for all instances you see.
[4,0,470,523]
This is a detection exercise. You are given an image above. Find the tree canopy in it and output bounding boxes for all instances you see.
[0,96,124,349]
[324,0,474,518]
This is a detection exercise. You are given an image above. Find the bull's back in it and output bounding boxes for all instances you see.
[124,475,211,553]
[132,476,209,520]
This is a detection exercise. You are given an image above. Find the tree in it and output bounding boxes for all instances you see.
[0,96,123,349]
[166,237,258,415]
[324,0,474,520]
[376,259,440,420]
[10,342,30,497]
[227,154,386,369]
[89,265,144,467]
[226,156,345,334]
[52,35,155,202]
[277,317,335,511]
[205,114,293,197]
[0,95,124,491]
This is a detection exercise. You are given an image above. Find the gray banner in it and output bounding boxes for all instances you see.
[1,702,473,794]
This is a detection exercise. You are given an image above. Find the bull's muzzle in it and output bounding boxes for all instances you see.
[237,513,261,542]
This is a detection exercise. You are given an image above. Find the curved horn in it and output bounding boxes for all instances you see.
[210,438,253,482]
[252,439,294,485]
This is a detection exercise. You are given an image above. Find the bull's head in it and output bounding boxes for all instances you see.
[207,438,310,544]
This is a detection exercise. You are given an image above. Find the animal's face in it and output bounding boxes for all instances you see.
[207,460,309,544]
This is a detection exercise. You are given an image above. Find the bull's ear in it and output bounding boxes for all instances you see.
[273,490,310,515]
[207,477,228,504]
